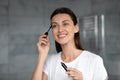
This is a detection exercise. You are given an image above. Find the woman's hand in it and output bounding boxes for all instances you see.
[37,33,50,56]
[66,67,83,80]
[32,34,50,80]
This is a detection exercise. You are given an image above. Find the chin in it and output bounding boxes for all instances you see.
[57,41,68,45]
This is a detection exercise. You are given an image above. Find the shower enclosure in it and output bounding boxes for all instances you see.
[79,14,120,80]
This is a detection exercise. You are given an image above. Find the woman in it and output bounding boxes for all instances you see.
[32,7,108,80]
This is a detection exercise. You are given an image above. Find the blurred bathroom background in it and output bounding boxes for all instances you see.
[0,0,120,80]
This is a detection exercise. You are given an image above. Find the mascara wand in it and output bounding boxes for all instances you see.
[45,26,52,35]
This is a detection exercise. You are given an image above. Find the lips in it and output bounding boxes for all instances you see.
[57,34,67,38]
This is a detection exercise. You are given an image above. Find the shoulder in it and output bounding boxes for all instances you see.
[83,50,103,62]
[46,52,61,62]
[48,52,61,59]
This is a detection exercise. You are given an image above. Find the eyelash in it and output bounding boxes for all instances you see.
[52,25,57,28]
[63,23,69,26]
[52,23,69,28]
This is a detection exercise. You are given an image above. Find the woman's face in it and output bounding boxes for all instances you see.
[51,13,79,45]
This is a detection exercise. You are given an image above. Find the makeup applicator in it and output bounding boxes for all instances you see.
[45,26,52,35]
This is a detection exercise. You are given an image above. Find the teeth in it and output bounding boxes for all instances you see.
[58,34,66,38]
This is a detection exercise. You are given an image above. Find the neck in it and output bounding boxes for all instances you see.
[61,43,82,62]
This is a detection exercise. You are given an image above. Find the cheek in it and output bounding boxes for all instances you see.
[69,28,76,37]
[68,28,75,34]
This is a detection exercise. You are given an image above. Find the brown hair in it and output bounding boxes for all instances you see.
[50,7,83,53]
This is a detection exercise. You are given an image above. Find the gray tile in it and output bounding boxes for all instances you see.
[0,64,8,74]
[8,34,39,45]
[0,16,8,25]
[8,72,32,80]
[91,0,120,14]
[106,35,120,53]
[0,6,8,16]
[0,45,8,64]
[0,0,8,6]
[0,64,8,80]
[8,44,38,80]
[8,44,38,56]
[0,77,8,80]
[106,54,120,62]
[105,14,120,54]
[108,74,120,80]
[105,14,120,35]
[0,26,8,45]
[43,0,92,18]
[8,44,38,73]
[9,16,45,35]
[9,0,44,17]
[9,53,37,73]
[105,61,120,76]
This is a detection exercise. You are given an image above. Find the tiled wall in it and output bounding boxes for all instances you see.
[0,0,9,80]
[0,0,120,80]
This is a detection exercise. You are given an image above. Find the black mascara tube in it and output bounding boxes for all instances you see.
[61,62,67,71]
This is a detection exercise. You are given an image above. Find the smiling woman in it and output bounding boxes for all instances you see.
[51,13,79,46]
[32,7,108,80]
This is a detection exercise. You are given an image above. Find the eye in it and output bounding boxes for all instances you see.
[63,23,69,26]
[52,25,57,28]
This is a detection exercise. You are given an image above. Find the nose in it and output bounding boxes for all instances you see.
[58,26,64,32]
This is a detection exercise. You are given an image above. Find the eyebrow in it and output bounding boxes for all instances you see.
[63,20,70,23]
[52,20,71,24]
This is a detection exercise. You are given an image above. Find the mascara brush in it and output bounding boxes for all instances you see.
[45,26,52,35]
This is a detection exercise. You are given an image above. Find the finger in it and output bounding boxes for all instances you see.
[39,35,47,40]
[67,67,75,72]
[66,70,75,77]
[38,34,49,42]
[67,67,80,73]
[37,38,48,47]
[66,71,79,80]
[67,68,82,77]
[41,38,50,45]
[46,35,50,41]
[73,76,79,80]
[41,35,49,42]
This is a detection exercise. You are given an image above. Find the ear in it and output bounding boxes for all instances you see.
[74,24,79,33]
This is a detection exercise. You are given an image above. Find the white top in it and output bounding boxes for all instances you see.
[43,50,108,80]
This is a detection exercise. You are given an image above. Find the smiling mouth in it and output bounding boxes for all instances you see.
[57,34,67,38]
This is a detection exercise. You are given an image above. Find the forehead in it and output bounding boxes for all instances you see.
[51,13,72,22]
